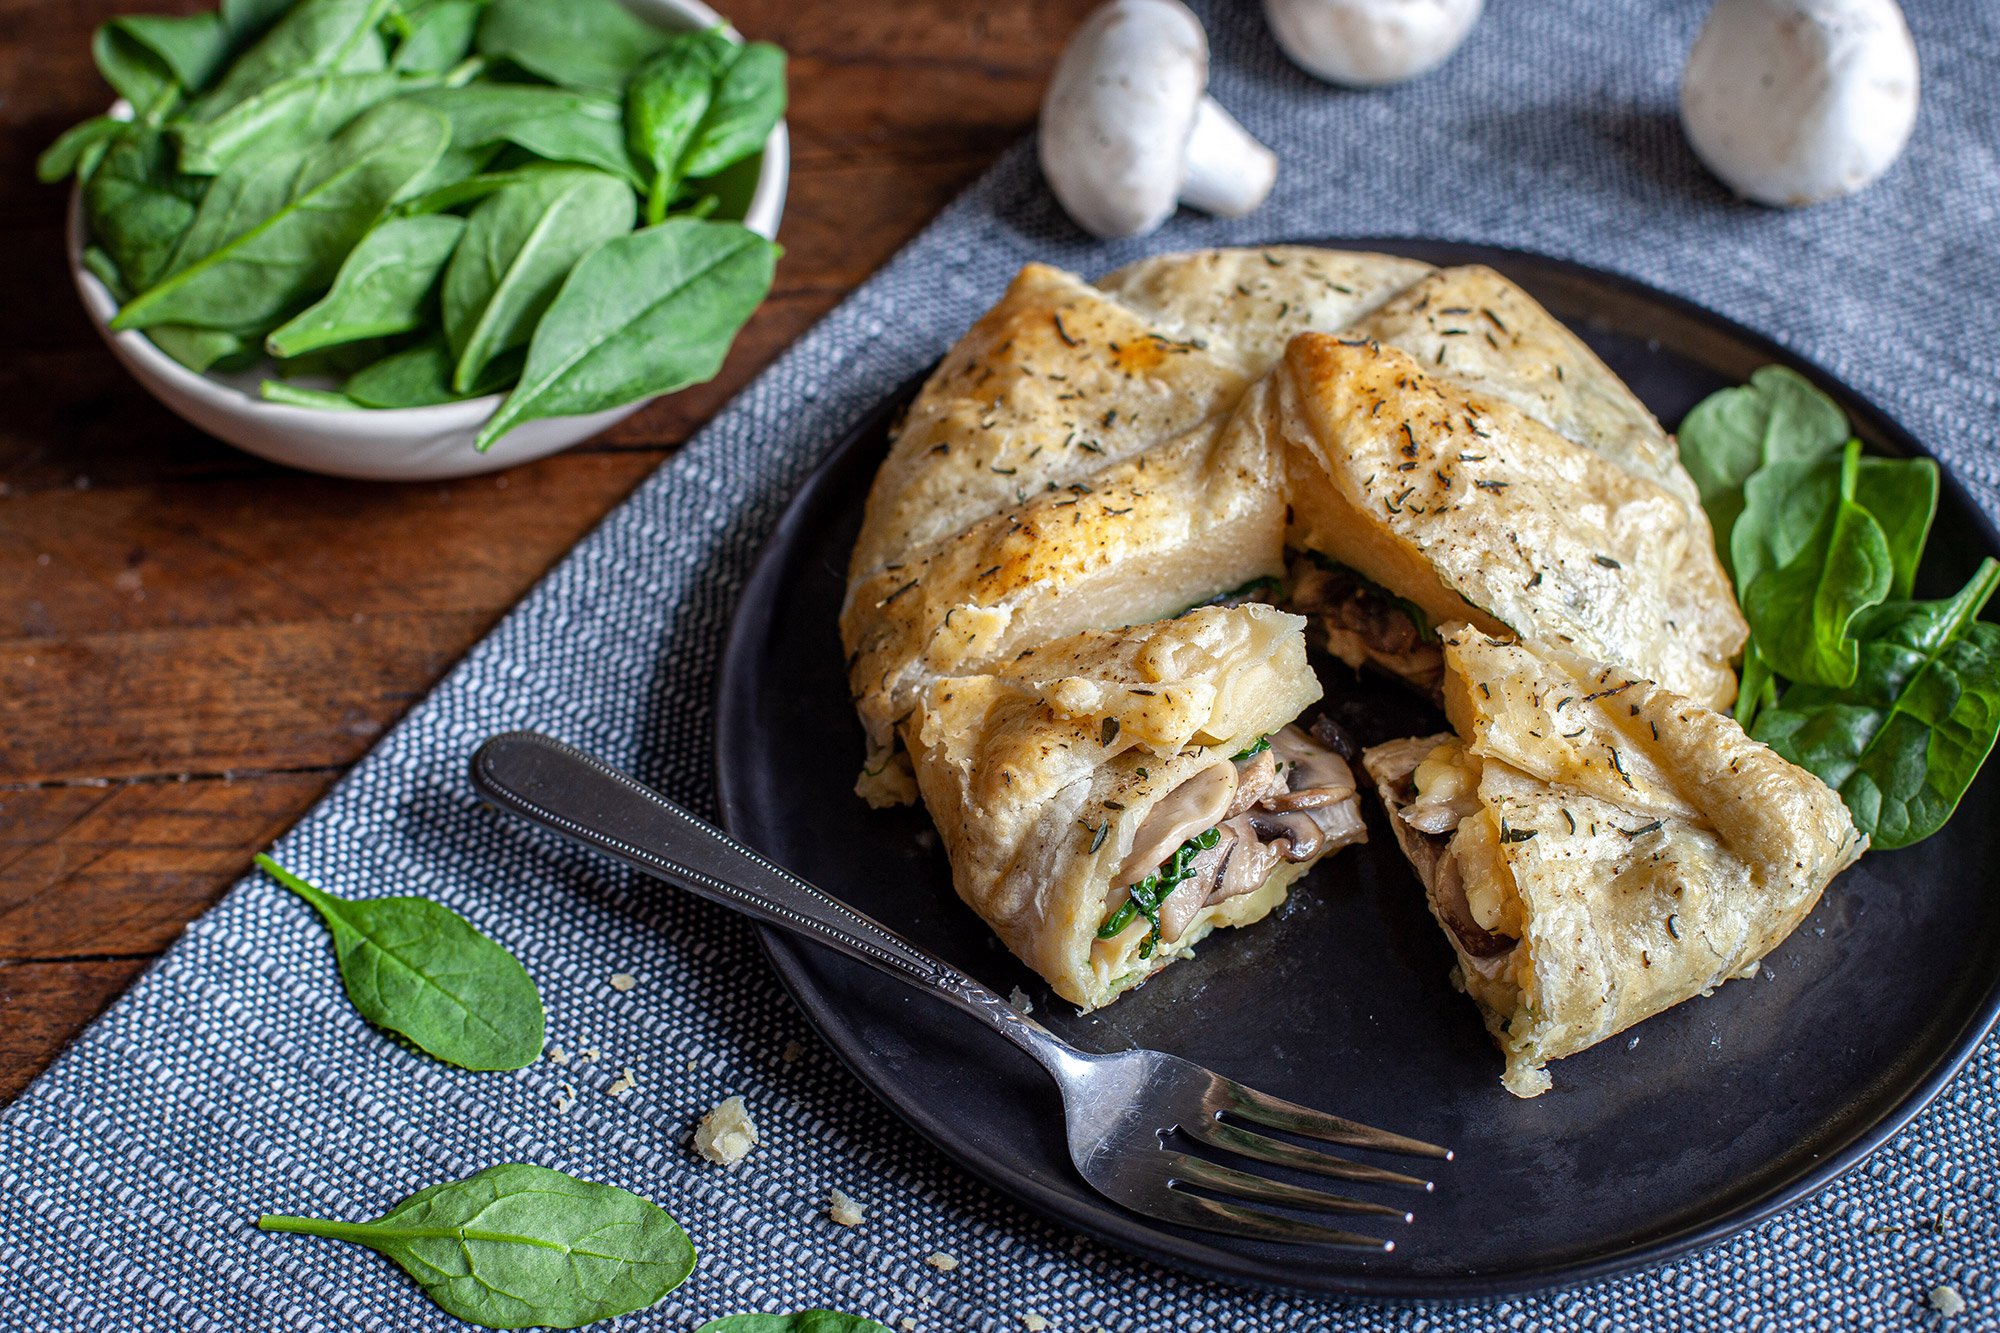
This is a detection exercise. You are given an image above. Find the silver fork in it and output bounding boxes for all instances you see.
[470,731,1450,1249]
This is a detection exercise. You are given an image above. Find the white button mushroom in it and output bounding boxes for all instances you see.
[1038,0,1278,239]
[1262,0,1483,88]
[1680,0,1919,207]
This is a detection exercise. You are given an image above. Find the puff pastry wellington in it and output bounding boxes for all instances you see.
[1362,627,1863,1096]
[841,247,1857,1064]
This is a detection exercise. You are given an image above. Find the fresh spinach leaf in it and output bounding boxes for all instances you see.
[37,115,126,184]
[475,218,775,450]
[260,379,362,408]
[1733,447,1938,604]
[409,84,637,184]
[442,166,634,393]
[681,40,785,181]
[85,125,208,293]
[259,1163,695,1329]
[626,33,727,224]
[343,335,518,405]
[388,0,482,73]
[193,0,394,118]
[1679,364,1849,561]
[255,854,544,1069]
[92,22,190,121]
[95,12,233,119]
[222,0,296,41]
[1734,641,1777,730]
[1740,442,1893,689]
[1755,559,2000,849]
[267,213,465,356]
[151,324,260,372]
[475,0,669,95]
[115,100,449,334]
[176,69,435,175]
[697,1315,891,1333]
[80,246,130,301]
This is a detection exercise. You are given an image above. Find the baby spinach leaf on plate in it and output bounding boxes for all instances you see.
[267,212,465,356]
[115,99,449,333]
[680,40,785,181]
[259,1163,695,1329]
[222,0,296,41]
[1740,442,1893,689]
[84,125,208,293]
[1732,445,1939,603]
[151,323,261,372]
[1755,559,2000,849]
[1679,364,1849,560]
[697,1314,891,1333]
[192,0,394,118]
[1734,641,1778,729]
[343,335,518,406]
[388,0,482,73]
[442,166,634,393]
[475,0,669,96]
[38,114,127,184]
[260,379,361,408]
[626,33,727,224]
[95,13,232,117]
[80,246,130,301]
[475,218,776,450]
[410,84,636,184]
[255,853,543,1069]
[176,68,437,175]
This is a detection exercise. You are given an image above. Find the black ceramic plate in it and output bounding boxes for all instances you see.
[713,240,2000,1298]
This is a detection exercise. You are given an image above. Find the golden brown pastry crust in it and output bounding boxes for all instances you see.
[909,605,1324,1008]
[1363,627,1862,1096]
[1270,335,1747,709]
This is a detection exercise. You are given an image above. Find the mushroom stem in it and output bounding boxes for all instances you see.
[1178,98,1280,219]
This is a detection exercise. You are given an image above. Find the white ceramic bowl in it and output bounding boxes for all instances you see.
[66,0,788,481]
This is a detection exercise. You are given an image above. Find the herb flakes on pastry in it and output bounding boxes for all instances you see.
[1263,333,1746,708]
[906,604,1366,1009]
[1362,625,1863,1097]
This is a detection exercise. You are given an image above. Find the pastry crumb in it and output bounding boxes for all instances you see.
[580,1047,600,1064]
[898,1320,918,1332]
[923,1251,959,1272]
[608,972,637,992]
[1008,986,1034,1014]
[1930,1284,1966,1317]
[1020,1315,1048,1331]
[828,1187,866,1227]
[546,1044,569,1065]
[781,1039,806,1063]
[693,1095,758,1165]
[554,1084,576,1113]
[606,1066,639,1098]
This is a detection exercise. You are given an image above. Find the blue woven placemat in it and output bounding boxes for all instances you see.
[6,2,1998,1328]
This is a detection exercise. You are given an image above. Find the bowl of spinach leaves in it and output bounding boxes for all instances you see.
[44,0,789,480]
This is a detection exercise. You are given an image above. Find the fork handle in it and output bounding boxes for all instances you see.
[470,731,1084,1077]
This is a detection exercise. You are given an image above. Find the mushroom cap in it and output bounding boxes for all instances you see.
[1681,0,1920,207]
[1263,0,1484,88]
[1038,0,1211,239]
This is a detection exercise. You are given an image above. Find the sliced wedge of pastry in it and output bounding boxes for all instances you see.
[908,604,1366,1009]
[1255,333,1746,708]
[1361,626,1863,1097]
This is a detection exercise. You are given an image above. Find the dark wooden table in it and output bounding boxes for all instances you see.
[0,0,1088,1104]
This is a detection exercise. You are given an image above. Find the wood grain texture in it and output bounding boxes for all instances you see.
[0,0,1088,1103]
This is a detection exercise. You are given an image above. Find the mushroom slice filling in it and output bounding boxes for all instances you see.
[1285,554,1444,691]
[1375,737,1520,978]
[1100,722,1367,952]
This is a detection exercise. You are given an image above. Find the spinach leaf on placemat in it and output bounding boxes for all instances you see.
[259,1164,695,1329]
[255,854,543,1070]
